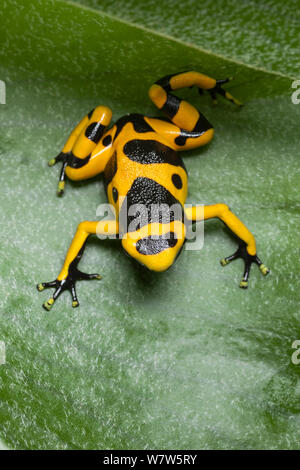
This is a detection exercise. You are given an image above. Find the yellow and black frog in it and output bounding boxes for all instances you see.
[37,71,269,310]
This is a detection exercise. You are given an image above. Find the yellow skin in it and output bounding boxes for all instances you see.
[38,71,269,310]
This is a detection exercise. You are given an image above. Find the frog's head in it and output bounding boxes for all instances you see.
[121,220,186,272]
[119,177,186,272]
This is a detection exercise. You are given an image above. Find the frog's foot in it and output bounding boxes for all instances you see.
[203,77,243,106]
[37,268,102,310]
[220,242,269,288]
[48,152,68,196]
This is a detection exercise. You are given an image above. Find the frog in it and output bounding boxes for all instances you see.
[37,70,269,310]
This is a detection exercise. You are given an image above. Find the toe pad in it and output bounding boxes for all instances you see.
[239,280,248,289]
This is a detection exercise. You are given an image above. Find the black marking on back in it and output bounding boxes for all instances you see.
[123,139,187,172]
[120,177,183,233]
[114,114,154,141]
[66,151,91,169]
[136,232,177,255]
[104,151,117,191]
[85,122,106,143]
[175,114,212,146]
[172,173,182,189]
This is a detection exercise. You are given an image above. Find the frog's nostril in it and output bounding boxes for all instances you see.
[136,232,177,255]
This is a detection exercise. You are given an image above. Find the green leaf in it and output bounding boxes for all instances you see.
[0,0,299,450]
[69,0,300,78]
[0,0,294,102]
[73,0,300,76]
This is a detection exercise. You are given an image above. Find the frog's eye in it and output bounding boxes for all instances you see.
[136,232,177,256]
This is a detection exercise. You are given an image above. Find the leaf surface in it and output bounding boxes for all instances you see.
[0,0,299,450]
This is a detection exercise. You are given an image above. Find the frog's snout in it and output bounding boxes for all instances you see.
[121,222,186,272]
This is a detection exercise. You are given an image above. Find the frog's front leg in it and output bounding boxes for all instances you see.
[37,220,118,310]
[185,204,269,288]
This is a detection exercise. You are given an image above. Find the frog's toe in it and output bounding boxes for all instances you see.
[208,77,243,107]
[37,280,57,291]
[57,181,65,196]
[68,270,102,307]
[239,280,248,289]
[47,152,68,196]
[220,258,231,267]
[77,271,102,280]
[38,279,65,311]
[43,297,55,311]
[220,249,240,267]
[259,263,270,276]
[48,152,65,167]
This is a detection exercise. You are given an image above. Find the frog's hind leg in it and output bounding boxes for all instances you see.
[49,105,112,195]
[148,71,241,151]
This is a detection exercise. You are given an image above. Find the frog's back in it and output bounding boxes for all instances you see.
[104,113,188,209]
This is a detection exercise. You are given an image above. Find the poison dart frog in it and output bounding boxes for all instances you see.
[37,71,269,310]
